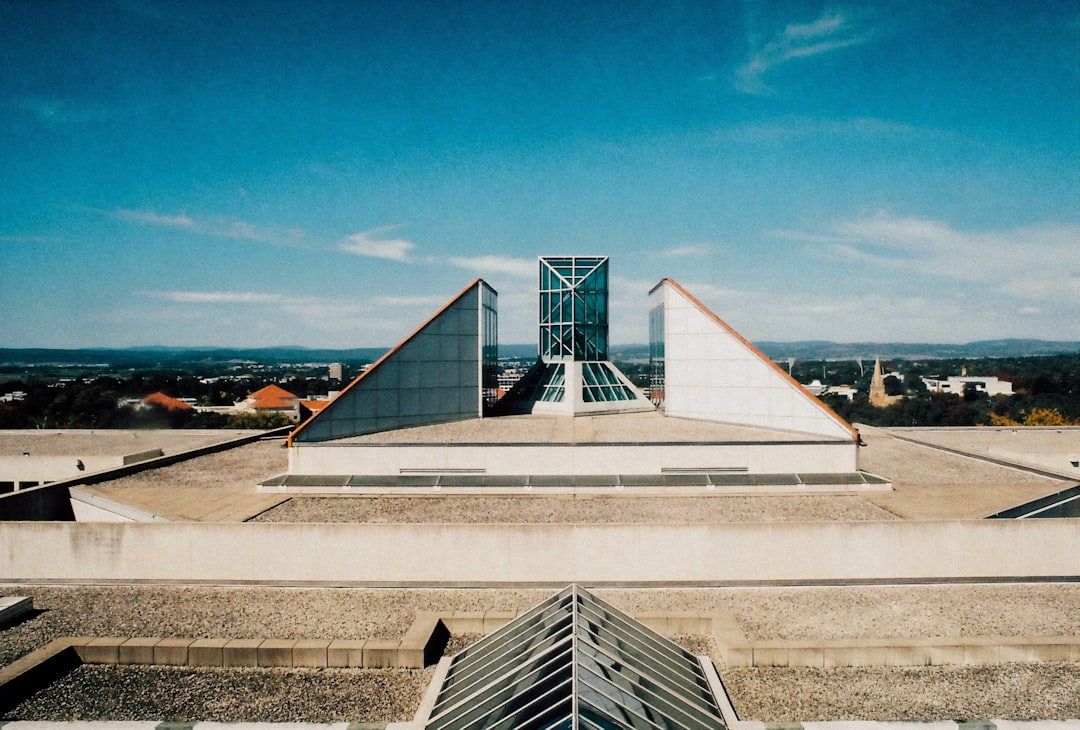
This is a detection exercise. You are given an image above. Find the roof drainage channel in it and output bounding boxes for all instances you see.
[261,472,890,490]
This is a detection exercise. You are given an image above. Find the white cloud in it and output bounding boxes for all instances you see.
[446,255,536,278]
[136,290,294,304]
[338,226,416,261]
[115,209,195,229]
[735,9,872,95]
[112,208,307,247]
[656,244,711,258]
[776,212,1080,305]
[372,294,450,308]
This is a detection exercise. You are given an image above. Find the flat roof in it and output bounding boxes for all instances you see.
[323,411,838,445]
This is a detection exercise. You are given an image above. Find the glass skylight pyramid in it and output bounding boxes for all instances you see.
[425,584,728,730]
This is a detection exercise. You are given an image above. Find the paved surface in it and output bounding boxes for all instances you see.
[330,411,831,444]
[77,439,289,522]
[856,426,1074,519]
[0,430,256,457]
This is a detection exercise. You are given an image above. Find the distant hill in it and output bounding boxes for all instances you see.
[752,339,1080,360]
[1,339,1077,369]
[0,346,388,369]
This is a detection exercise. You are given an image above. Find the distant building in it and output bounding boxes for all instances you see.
[328,363,344,381]
[922,374,1013,397]
[236,384,301,420]
[869,358,904,407]
[139,392,194,412]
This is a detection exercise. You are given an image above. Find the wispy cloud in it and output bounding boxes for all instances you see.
[115,209,195,229]
[447,255,535,278]
[136,290,299,305]
[111,208,307,246]
[656,244,711,258]
[338,226,416,261]
[735,9,873,95]
[777,212,1080,303]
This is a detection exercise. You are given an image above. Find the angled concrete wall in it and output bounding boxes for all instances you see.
[2,520,1077,585]
[290,280,496,443]
[649,279,856,441]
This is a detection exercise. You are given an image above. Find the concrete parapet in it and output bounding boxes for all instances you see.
[4,519,1077,584]
[327,639,367,667]
[154,637,191,665]
[363,639,401,668]
[78,636,124,664]
[258,638,297,667]
[293,639,331,667]
[223,638,262,667]
[189,637,229,667]
[445,611,485,634]
[722,636,1080,668]
[119,637,159,664]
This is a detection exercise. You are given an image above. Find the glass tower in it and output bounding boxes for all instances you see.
[495,256,653,415]
[539,256,608,362]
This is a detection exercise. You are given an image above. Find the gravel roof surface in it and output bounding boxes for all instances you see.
[3,664,431,723]
[5,584,1076,668]
[725,663,1080,721]
[251,494,901,523]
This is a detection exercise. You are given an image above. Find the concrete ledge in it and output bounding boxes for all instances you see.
[223,638,262,667]
[0,638,82,713]
[118,637,159,664]
[0,595,33,626]
[293,639,331,667]
[328,639,367,667]
[189,637,229,667]
[258,638,296,667]
[728,636,1080,667]
[154,637,191,665]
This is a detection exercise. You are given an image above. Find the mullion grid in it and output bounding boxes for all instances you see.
[427,635,573,730]
[578,604,721,712]
[434,592,575,709]
[440,643,574,730]
[576,637,725,729]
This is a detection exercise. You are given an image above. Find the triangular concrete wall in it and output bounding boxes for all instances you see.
[289,280,495,443]
[650,279,856,441]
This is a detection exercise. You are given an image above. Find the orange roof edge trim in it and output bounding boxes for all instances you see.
[660,278,859,442]
[287,279,491,446]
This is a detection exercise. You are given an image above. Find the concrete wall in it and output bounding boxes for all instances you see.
[288,439,858,476]
[1,520,1076,585]
[650,280,856,442]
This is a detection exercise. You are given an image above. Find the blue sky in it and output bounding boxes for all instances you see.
[2,0,1077,349]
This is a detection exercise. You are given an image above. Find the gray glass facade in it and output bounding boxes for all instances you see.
[290,280,496,443]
